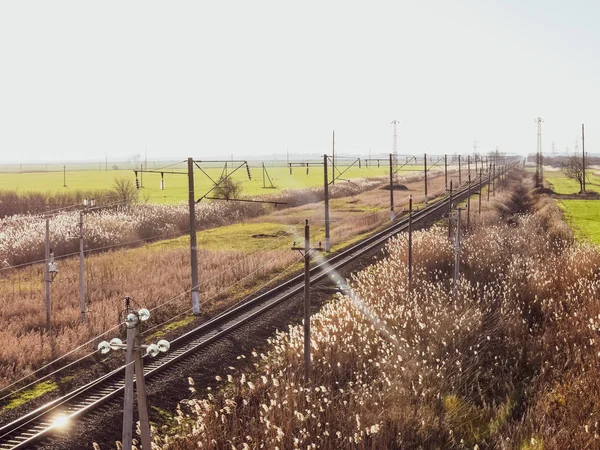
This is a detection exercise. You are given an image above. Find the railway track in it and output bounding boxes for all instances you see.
[0,170,507,449]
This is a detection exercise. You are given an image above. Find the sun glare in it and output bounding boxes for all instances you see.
[52,414,69,428]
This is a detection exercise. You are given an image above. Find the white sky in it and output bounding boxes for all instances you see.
[0,0,598,162]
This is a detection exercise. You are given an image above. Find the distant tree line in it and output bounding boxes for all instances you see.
[526,154,600,167]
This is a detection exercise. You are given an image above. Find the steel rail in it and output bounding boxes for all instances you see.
[0,167,514,449]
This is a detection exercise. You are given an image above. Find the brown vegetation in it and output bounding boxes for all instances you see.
[136,171,600,449]
[0,171,452,394]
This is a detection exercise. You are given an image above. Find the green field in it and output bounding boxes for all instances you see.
[558,200,600,244]
[0,163,420,203]
[544,170,600,194]
[544,170,600,245]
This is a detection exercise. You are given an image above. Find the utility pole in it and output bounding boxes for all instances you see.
[453,207,464,283]
[403,196,414,289]
[43,217,58,328]
[262,163,266,189]
[458,155,462,185]
[466,174,471,231]
[77,198,96,322]
[79,211,85,322]
[98,302,169,450]
[492,162,496,197]
[391,119,399,162]
[487,161,491,202]
[122,311,136,450]
[292,221,322,383]
[134,325,151,450]
[45,218,51,329]
[303,221,310,383]
[467,155,471,179]
[447,181,453,240]
[444,154,448,187]
[389,153,395,221]
[478,167,483,214]
[535,117,543,188]
[582,123,586,193]
[424,153,428,204]
[332,131,335,185]
[188,158,200,314]
[324,155,330,252]
[140,164,143,189]
[63,166,66,187]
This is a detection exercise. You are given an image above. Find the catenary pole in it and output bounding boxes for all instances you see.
[448,180,453,240]
[134,327,152,450]
[487,161,491,202]
[303,220,311,382]
[492,162,496,197]
[444,154,448,187]
[389,153,395,221]
[583,123,586,193]
[332,131,335,185]
[122,323,136,449]
[454,208,463,283]
[45,218,51,329]
[479,167,483,214]
[424,153,428,204]
[408,195,413,288]
[466,174,471,231]
[324,155,330,252]
[79,211,85,321]
[188,158,200,315]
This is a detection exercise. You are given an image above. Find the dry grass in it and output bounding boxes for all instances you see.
[0,170,454,393]
[131,170,600,449]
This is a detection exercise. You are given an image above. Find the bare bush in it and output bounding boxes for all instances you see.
[561,153,590,193]
[212,175,242,200]
[110,177,138,205]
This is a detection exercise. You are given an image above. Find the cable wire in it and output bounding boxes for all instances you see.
[0,322,123,398]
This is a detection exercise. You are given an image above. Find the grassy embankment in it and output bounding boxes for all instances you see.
[134,171,600,449]
[544,170,600,244]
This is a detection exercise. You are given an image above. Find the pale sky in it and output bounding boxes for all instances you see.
[0,1,598,162]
